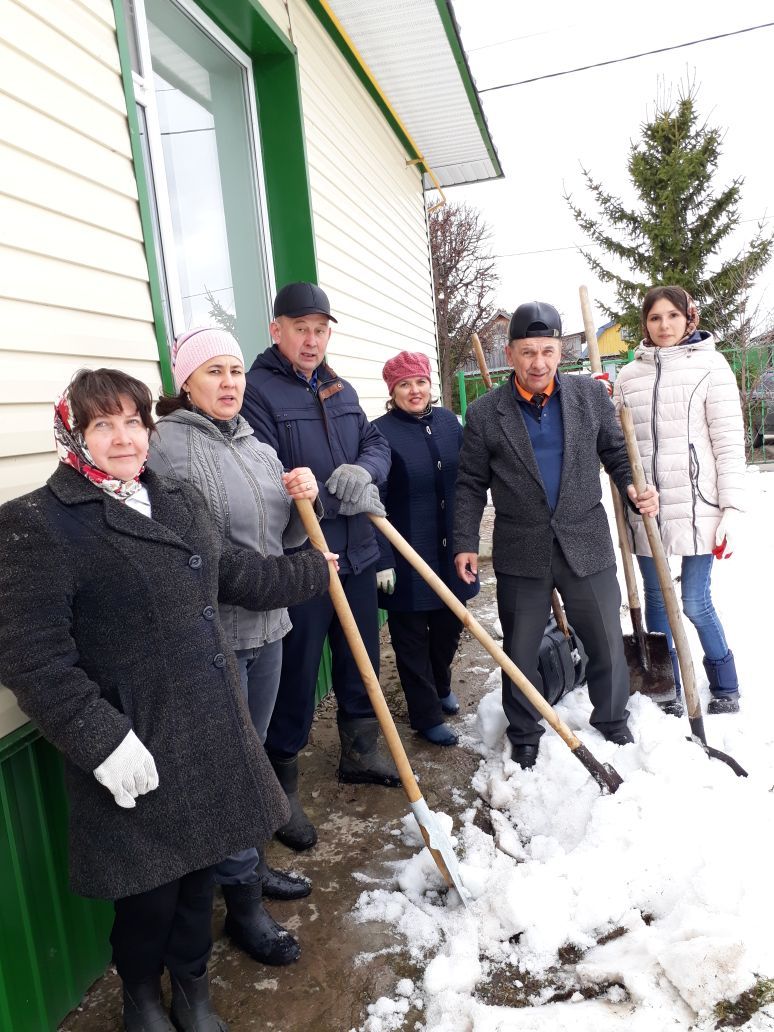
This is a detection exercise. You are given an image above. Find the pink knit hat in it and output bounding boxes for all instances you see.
[382,351,432,394]
[172,327,245,390]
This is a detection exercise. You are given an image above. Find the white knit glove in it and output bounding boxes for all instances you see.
[376,568,396,594]
[713,508,742,560]
[338,483,386,517]
[326,464,371,504]
[93,729,159,809]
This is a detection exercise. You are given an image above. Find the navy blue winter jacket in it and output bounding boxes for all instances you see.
[242,346,391,574]
[373,405,479,611]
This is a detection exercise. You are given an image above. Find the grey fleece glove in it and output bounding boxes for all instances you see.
[338,483,386,517]
[326,463,371,505]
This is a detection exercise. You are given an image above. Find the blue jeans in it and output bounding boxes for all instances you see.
[215,639,283,886]
[637,554,730,690]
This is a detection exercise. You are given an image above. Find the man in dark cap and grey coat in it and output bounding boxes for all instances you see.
[454,301,659,769]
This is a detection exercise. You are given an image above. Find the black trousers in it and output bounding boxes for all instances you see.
[497,539,630,747]
[265,566,379,758]
[110,866,216,983]
[387,608,464,730]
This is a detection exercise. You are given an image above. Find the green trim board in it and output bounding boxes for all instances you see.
[434,0,503,177]
[168,0,319,288]
[112,0,175,395]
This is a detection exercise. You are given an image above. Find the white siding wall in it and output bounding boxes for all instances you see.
[0,0,160,737]
[0,0,440,737]
[261,0,439,418]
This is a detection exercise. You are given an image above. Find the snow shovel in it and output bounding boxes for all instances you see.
[579,286,676,705]
[368,514,624,794]
[294,499,470,903]
[618,407,747,778]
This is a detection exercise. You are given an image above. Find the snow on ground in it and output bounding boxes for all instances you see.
[355,469,774,1031]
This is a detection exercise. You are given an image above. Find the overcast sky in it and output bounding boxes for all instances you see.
[448,0,773,337]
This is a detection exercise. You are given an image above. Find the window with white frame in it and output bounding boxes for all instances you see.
[122,0,274,359]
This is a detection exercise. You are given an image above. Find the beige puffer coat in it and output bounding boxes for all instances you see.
[613,332,745,557]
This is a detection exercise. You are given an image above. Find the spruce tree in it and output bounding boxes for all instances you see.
[565,91,772,343]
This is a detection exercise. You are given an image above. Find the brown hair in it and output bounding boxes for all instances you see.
[68,368,154,431]
[641,286,691,325]
[156,389,192,418]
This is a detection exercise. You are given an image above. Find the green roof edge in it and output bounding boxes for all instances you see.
[434,0,504,177]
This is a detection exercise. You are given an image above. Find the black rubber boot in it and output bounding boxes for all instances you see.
[256,848,311,901]
[268,753,318,851]
[337,714,400,786]
[222,882,300,966]
[169,970,228,1032]
[122,978,174,1032]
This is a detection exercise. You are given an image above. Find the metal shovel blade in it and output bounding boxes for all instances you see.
[623,631,677,704]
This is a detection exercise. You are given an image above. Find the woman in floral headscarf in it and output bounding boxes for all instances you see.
[613,286,746,716]
[0,367,332,1032]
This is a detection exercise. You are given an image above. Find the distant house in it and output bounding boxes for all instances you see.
[561,330,585,361]
[579,320,630,361]
[596,321,629,357]
[479,308,511,352]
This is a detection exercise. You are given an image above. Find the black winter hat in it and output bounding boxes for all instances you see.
[273,282,338,323]
[508,302,562,341]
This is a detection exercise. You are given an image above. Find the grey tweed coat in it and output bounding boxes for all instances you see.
[0,465,329,899]
[454,373,634,578]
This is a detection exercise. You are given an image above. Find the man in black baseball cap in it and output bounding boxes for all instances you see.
[454,300,659,770]
[507,301,562,342]
[242,283,396,850]
[273,281,339,323]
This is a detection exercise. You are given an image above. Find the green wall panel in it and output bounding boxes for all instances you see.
[0,726,113,1032]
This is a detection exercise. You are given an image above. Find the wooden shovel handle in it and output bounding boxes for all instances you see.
[612,489,644,623]
[294,500,421,802]
[618,408,702,728]
[370,515,583,750]
[471,332,493,389]
[580,286,643,625]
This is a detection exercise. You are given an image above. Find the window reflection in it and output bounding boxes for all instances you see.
[144,0,270,352]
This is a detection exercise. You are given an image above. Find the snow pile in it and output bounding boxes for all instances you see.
[355,470,774,1030]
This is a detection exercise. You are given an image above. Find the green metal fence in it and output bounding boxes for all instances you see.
[456,344,774,463]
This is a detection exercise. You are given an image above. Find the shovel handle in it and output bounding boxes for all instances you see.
[618,409,704,735]
[612,489,645,625]
[371,515,578,742]
[471,332,493,390]
[370,515,622,793]
[295,499,466,891]
[579,288,646,644]
[294,500,419,800]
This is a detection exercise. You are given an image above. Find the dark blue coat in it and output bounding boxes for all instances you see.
[242,346,391,574]
[373,405,479,611]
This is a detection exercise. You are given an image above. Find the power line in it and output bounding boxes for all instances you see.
[468,26,571,54]
[494,216,774,260]
[479,22,774,94]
